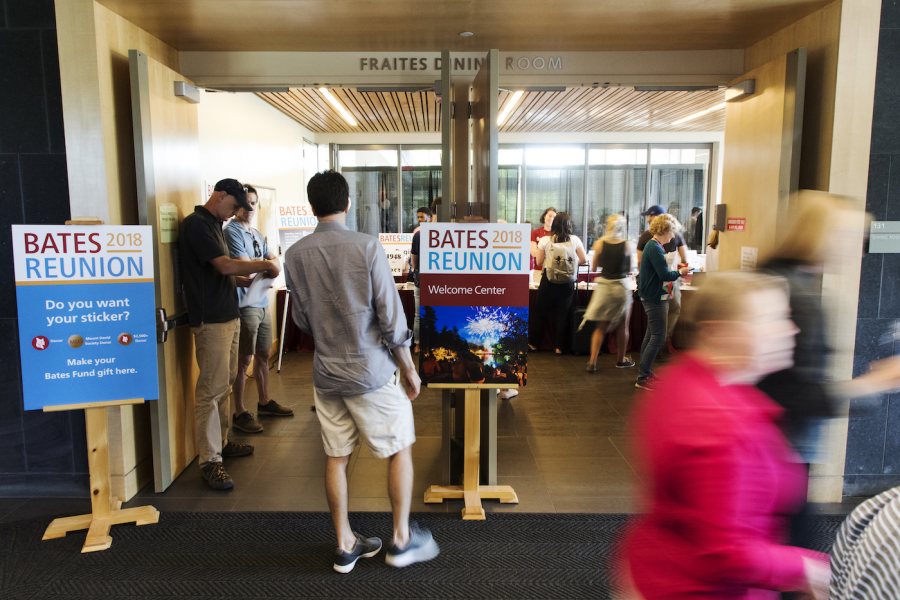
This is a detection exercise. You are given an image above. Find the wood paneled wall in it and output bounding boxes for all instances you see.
[55,0,185,500]
[738,0,884,502]
[93,1,179,226]
[56,0,179,225]
[718,50,805,271]
[744,0,841,191]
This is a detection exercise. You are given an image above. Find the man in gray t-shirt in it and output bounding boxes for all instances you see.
[283,171,439,574]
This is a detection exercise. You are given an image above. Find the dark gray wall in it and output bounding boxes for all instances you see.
[843,0,900,497]
[0,0,88,495]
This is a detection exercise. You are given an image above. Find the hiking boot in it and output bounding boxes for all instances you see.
[634,377,655,391]
[222,441,254,458]
[616,357,636,368]
[333,532,383,574]
[385,522,440,568]
[257,399,294,417]
[201,461,234,491]
[233,411,263,433]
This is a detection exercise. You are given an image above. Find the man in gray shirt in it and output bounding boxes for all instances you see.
[283,170,439,574]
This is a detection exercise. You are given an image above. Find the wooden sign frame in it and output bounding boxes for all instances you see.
[42,401,159,552]
[424,384,518,520]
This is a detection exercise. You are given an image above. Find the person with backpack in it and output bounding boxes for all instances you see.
[527,211,587,354]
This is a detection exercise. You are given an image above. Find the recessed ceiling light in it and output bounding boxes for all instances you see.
[458,31,474,38]
[318,87,358,127]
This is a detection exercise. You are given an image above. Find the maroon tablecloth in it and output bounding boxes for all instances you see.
[527,287,647,354]
[278,285,649,355]
[277,287,415,352]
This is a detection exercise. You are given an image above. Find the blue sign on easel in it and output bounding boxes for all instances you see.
[12,225,159,410]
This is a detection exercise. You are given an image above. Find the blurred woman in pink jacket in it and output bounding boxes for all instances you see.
[617,272,830,600]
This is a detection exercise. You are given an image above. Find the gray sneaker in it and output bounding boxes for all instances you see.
[201,461,234,491]
[333,532,382,574]
[233,411,263,433]
[385,522,439,568]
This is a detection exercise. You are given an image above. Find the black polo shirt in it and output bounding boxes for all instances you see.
[179,206,239,326]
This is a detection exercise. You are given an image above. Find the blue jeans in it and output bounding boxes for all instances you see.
[638,300,668,380]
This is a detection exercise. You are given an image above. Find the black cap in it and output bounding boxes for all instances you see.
[641,205,666,217]
[214,178,252,211]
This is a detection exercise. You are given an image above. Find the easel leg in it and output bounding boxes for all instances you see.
[42,406,159,553]
[461,389,485,520]
[277,292,289,372]
[423,386,518,518]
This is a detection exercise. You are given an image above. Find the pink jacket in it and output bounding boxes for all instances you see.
[620,354,827,599]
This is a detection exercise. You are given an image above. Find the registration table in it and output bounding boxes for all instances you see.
[278,283,650,355]
[277,284,416,352]
[527,284,648,354]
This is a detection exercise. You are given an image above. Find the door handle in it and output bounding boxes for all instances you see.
[156,308,189,343]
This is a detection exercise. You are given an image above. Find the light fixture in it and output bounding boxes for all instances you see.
[318,87,358,127]
[671,102,726,126]
[725,79,755,102]
[497,90,524,126]
[458,31,474,37]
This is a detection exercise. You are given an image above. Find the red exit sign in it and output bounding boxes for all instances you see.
[726,217,746,231]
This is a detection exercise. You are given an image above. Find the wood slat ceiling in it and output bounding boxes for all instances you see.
[256,87,726,133]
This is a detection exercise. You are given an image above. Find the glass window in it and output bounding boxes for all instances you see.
[401,167,442,231]
[649,146,710,251]
[335,142,712,249]
[586,147,647,246]
[401,149,442,230]
[498,167,520,224]
[523,146,585,239]
[498,148,523,224]
[339,148,398,236]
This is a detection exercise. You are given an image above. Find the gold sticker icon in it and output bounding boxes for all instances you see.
[68,334,84,348]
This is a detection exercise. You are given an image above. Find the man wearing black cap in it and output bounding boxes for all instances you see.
[179,178,282,490]
[636,205,688,353]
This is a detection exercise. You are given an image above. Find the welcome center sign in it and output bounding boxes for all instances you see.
[418,223,530,386]
[13,225,159,410]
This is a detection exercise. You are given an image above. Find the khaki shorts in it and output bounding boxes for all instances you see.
[313,372,416,459]
[238,306,272,357]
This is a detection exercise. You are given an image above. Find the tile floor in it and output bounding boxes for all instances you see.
[0,349,860,523]
[127,349,644,515]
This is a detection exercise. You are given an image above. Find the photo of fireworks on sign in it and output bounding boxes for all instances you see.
[418,305,528,386]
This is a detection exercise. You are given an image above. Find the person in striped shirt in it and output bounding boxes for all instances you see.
[830,486,900,599]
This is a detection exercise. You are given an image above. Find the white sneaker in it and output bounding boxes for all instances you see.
[497,389,519,400]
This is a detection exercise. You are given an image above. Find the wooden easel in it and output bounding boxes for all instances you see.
[42,400,159,553]
[424,384,518,520]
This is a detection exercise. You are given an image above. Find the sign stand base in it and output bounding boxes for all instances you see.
[42,405,159,553]
[424,385,518,520]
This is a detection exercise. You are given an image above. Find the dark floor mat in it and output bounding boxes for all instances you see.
[0,511,844,599]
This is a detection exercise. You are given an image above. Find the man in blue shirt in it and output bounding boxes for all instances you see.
[224,185,294,435]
